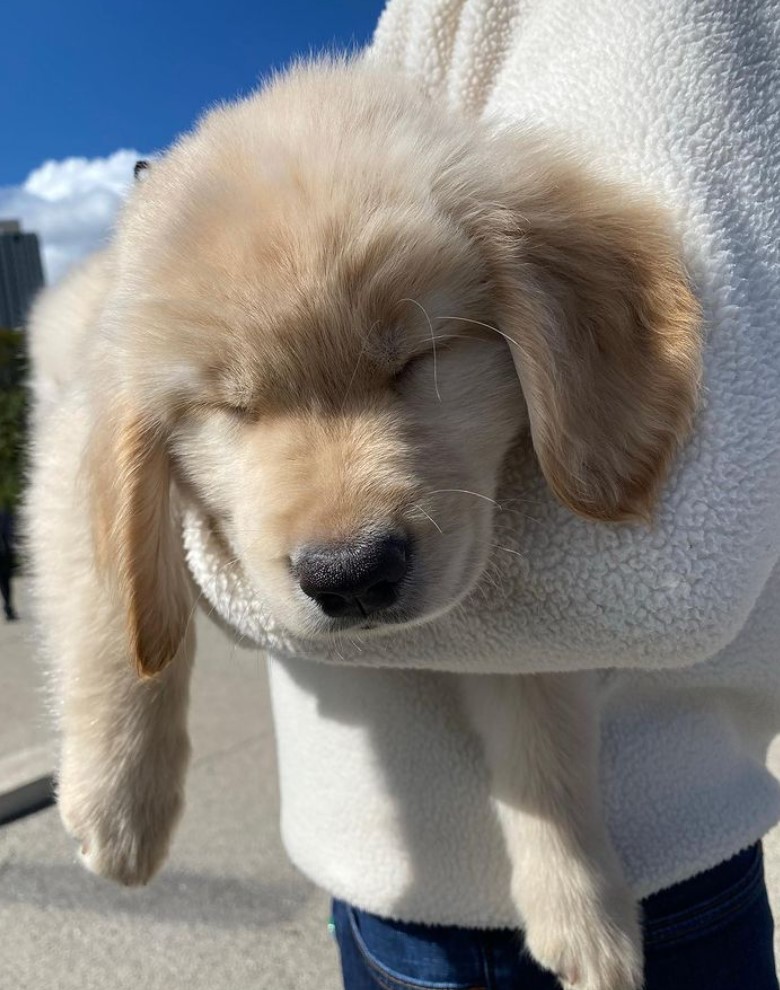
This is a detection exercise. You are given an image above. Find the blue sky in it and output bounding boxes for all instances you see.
[0,0,386,280]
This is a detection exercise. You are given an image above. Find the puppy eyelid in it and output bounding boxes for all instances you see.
[393,352,424,380]
[182,399,256,423]
[395,337,457,375]
[216,401,257,421]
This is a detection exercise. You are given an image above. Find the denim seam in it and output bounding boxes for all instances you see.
[644,848,764,948]
[346,907,486,990]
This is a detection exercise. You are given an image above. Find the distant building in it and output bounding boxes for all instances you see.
[0,220,45,329]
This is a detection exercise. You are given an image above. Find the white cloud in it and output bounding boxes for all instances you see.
[0,150,144,284]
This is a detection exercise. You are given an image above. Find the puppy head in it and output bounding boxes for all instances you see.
[91,59,701,670]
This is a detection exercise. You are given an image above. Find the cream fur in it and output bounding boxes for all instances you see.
[26,57,700,990]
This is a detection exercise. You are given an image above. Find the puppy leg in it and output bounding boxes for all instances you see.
[56,617,194,887]
[28,403,195,886]
[461,672,642,990]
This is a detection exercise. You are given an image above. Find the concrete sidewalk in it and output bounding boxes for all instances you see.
[2,579,780,989]
[0,581,55,824]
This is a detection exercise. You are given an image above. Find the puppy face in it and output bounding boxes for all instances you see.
[91,60,701,671]
[128,188,524,637]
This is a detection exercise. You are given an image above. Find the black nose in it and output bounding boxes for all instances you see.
[295,533,410,619]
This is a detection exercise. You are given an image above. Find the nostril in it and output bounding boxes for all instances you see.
[374,540,408,586]
[313,592,353,616]
[296,532,410,618]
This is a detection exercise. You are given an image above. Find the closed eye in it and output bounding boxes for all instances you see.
[207,375,261,420]
[217,401,257,421]
[392,336,470,403]
[393,334,470,379]
[392,347,438,384]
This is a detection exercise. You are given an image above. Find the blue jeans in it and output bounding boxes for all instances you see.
[332,844,779,989]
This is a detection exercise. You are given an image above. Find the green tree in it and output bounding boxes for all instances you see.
[0,328,28,510]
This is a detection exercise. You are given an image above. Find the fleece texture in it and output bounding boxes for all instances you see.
[183,0,780,924]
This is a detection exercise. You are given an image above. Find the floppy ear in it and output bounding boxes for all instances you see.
[481,163,702,522]
[91,407,192,677]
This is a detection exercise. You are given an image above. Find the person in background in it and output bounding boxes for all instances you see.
[0,507,18,621]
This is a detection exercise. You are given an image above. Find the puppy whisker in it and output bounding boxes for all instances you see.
[345,632,365,654]
[184,589,205,636]
[427,488,501,508]
[488,542,527,560]
[339,320,379,414]
[430,333,500,346]
[436,314,519,351]
[409,503,444,534]
[402,297,441,402]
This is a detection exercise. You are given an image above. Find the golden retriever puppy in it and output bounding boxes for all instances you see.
[26,58,700,990]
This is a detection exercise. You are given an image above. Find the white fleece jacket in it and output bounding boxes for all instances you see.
[183,0,780,924]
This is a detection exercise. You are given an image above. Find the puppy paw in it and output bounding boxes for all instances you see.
[73,813,176,887]
[59,771,184,887]
[523,884,643,990]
